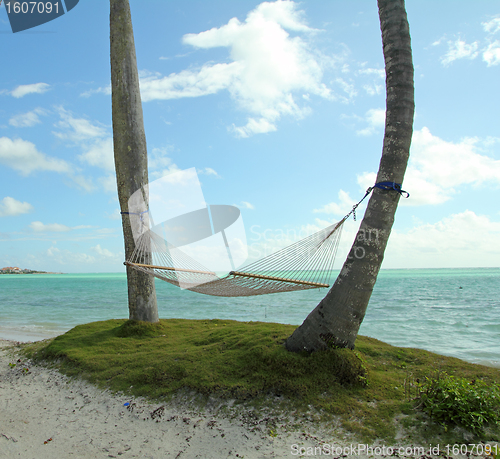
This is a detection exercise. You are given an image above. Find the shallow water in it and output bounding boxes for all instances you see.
[0,268,498,367]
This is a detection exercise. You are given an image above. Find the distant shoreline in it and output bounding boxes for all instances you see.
[0,272,64,275]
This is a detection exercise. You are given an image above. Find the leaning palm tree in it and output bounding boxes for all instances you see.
[286,0,414,352]
[110,0,159,322]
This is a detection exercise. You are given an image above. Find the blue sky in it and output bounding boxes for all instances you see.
[1,0,499,273]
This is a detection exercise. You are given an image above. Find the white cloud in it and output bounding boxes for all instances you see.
[362,83,383,96]
[482,16,500,35]
[46,246,61,257]
[407,127,500,203]
[356,127,500,207]
[483,136,500,147]
[0,197,34,217]
[434,18,500,68]
[432,37,445,47]
[80,85,111,98]
[140,64,241,101]
[240,201,255,210]
[441,38,479,66]
[70,174,96,193]
[357,67,385,79]
[0,137,72,176]
[230,117,278,137]
[333,77,356,101]
[148,146,176,171]
[244,0,313,33]
[99,175,117,193]
[139,1,334,136]
[52,109,116,192]
[357,67,385,96]
[54,108,107,142]
[483,40,500,66]
[9,108,46,127]
[11,83,50,98]
[150,166,183,181]
[29,221,94,232]
[148,147,182,180]
[356,171,377,192]
[313,190,357,216]
[30,221,72,232]
[105,208,122,221]
[385,211,500,268]
[0,130,104,192]
[356,108,385,136]
[79,137,114,171]
[197,167,220,177]
[433,17,500,68]
[45,246,97,265]
[91,244,117,258]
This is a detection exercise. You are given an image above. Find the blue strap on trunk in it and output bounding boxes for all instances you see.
[372,181,410,198]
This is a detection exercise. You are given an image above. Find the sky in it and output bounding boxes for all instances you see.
[1,0,499,273]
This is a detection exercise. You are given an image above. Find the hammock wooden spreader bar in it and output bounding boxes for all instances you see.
[229,271,329,288]
[124,261,216,276]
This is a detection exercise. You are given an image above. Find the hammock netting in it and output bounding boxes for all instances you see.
[125,218,345,297]
[123,180,409,298]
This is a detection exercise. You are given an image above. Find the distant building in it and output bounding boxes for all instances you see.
[1,266,26,273]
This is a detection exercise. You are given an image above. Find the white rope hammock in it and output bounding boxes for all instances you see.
[125,217,346,297]
[122,180,408,297]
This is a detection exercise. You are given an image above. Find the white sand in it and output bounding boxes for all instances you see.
[1,339,487,459]
[0,339,353,458]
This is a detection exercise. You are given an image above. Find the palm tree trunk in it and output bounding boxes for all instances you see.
[110,0,159,322]
[285,0,414,352]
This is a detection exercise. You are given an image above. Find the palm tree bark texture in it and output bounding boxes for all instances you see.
[110,0,159,322]
[286,0,414,352]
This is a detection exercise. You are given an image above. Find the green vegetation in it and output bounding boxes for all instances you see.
[21,318,500,444]
[416,372,500,434]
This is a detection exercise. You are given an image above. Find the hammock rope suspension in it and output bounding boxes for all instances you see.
[123,182,408,297]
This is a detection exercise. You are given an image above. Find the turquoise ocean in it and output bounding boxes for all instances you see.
[0,268,498,368]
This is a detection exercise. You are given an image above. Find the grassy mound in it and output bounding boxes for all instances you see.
[23,318,500,444]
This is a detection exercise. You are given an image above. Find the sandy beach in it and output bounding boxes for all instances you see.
[0,338,361,459]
